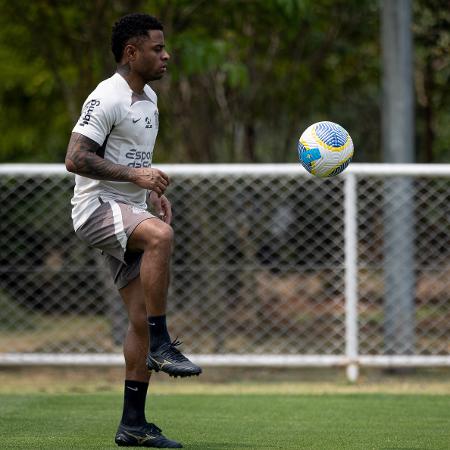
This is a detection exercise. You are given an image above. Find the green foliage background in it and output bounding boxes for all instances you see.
[0,0,448,163]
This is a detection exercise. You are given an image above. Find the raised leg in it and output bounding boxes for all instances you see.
[127,218,202,378]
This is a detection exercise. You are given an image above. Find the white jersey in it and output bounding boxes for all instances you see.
[71,73,159,231]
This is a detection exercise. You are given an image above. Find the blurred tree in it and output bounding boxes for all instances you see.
[0,0,447,163]
[154,0,380,162]
[413,0,450,162]
[0,0,131,161]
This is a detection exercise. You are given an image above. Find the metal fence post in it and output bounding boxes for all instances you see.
[381,0,416,355]
[344,172,359,381]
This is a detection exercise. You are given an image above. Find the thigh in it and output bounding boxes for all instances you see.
[127,215,172,252]
[76,199,155,263]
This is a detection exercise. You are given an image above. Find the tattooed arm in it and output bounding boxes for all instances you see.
[65,132,170,195]
[65,132,132,181]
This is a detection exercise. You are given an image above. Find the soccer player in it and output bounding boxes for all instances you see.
[65,13,201,448]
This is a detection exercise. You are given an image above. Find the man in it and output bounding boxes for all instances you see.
[65,13,201,448]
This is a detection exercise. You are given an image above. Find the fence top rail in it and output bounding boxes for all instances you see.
[0,163,449,176]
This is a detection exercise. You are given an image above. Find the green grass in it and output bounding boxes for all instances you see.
[1,393,449,449]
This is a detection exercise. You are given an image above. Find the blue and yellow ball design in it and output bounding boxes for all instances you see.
[298,121,354,177]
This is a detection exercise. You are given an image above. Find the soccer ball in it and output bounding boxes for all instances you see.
[298,121,354,177]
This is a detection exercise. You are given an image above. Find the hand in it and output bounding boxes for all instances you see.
[132,168,169,196]
[149,191,172,224]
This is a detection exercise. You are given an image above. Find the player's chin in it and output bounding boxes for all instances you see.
[149,68,167,80]
[147,73,165,82]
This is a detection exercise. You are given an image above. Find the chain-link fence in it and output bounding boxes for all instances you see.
[0,164,449,378]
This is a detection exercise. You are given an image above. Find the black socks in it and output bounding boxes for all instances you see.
[121,380,149,426]
[148,315,171,352]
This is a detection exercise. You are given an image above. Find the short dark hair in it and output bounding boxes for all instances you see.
[111,13,163,63]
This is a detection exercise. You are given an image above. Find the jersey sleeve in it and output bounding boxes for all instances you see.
[72,92,117,146]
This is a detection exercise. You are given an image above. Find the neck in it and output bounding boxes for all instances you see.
[117,64,146,94]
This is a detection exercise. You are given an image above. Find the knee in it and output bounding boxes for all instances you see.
[129,310,148,337]
[146,223,174,251]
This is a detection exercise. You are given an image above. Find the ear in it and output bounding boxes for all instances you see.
[123,43,138,62]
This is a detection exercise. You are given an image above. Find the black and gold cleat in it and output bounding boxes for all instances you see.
[115,422,182,448]
[147,339,202,378]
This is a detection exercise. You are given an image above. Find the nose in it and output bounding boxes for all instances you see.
[162,50,170,61]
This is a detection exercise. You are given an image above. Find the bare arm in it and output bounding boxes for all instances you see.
[65,132,169,195]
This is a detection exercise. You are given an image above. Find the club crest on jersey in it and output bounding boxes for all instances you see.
[78,99,100,127]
